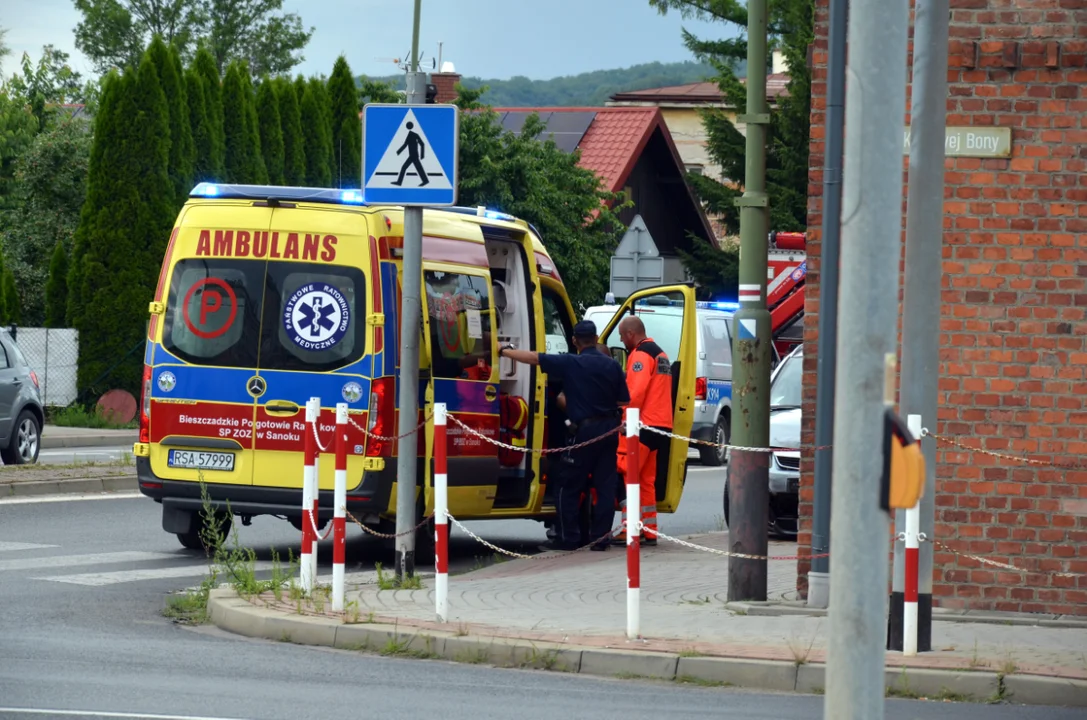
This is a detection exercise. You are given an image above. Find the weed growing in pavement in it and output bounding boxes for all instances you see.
[454,622,471,637]
[785,628,819,666]
[678,647,704,658]
[968,638,984,668]
[998,650,1018,676]
[456,649,490,665]
[522,644,564,671]
[886,668,919,699]
[934,688,973,703]
[375,562,423,590]
[675,675,731,688]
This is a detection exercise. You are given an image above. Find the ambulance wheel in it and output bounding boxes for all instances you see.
[700,415,730,467]
[177,510,232,553]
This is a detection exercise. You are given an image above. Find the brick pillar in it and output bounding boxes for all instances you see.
[431,72,461,104]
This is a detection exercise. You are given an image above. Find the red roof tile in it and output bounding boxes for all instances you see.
[609,74,790,104]
[491,106,660,192]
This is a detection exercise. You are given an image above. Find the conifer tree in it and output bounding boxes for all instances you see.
[72,59,173,394]
[276,77,306,185]
[2,268,21,325]
[145,36,194,205]
[256,78,285,185]
[299,81,331,186]
[185,68,215,182]
[309,77,335,183]
[192,45,225,179]
[45,241,69,328]
[240,68,268,183]
[222,62,258,183]
[327,56,361,188]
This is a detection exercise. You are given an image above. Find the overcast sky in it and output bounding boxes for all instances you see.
[3,0,728,80]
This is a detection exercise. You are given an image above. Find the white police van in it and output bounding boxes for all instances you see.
[582,297,780,466]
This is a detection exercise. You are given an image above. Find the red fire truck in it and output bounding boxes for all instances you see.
[767,231,806,357]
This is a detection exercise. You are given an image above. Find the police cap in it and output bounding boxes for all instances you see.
[573,320,597,338]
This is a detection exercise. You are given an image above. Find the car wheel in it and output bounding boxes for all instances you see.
[699,415,730,467]
[177,510,232,553]
[722,481,730,528]
[2,411,40,465]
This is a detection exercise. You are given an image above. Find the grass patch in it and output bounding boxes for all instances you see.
[678,647,704,658]
[675,675,732,688]
[49,403,138,429]
[375,562,423,590]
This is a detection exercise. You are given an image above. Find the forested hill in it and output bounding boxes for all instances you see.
[363,60,746,107]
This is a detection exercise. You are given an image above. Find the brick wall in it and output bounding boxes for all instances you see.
[799,0,1087,614]
[431,72,461,104]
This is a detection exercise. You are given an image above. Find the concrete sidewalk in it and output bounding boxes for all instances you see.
[41,424,138,450]
[209,529,1087,707]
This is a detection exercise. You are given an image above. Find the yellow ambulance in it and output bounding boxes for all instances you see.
[133,183,695,550]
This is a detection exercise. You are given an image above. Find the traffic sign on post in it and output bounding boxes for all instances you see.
[362,104,459,206]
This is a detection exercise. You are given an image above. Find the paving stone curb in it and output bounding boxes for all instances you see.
[2,474,137,498]
[724,601,1087,630]
[207,590,1087,707]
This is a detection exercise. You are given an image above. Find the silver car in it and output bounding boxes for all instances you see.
[723,343,801,538]
[0,328,44,465]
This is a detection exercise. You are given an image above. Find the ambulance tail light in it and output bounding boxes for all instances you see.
[695,376,708,401]
[366,377,395,457]
[139,364,152,444]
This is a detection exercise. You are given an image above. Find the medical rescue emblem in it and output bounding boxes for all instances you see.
[342,381,362,403]
[632,361,643,372]
[284,283,350,351]
[157,371,176,393]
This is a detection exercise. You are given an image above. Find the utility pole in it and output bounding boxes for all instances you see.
[823,0,909,716]
[727,0,771,602]
[808,0,848,610]
[394,0,426,582]
[890,0,948,653]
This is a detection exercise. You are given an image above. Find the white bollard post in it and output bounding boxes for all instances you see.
[434,403,449,623]
[904,413,922,657]
[332,402,348,612]
[301,397,319,593]
[625,407,641,640]
[306,397,320,592]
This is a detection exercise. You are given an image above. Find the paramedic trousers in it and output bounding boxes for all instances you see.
[555,418,620,549]
[621,428,670,539]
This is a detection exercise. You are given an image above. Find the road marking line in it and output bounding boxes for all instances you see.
[0,708,254,720]
[34,562,281,586]
[0,491,144,506]
[0,551,177,572]
[0,541,60,553]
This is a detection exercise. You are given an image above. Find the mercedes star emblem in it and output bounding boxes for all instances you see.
[246,376,267,398]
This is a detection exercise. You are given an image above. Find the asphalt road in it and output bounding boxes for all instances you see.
[0,473,1080,720]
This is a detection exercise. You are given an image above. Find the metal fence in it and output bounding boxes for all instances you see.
[7,327,80,407]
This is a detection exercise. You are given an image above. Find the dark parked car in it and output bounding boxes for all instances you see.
[0,328,44,465]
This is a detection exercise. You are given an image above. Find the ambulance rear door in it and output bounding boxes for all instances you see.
[598,285,697,513]
[250,205,372,493]
[149,203,272,488]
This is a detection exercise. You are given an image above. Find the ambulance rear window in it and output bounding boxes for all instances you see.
[261,262,366,372]
[162,259,263,368]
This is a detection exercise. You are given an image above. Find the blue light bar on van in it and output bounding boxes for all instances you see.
[474,206,516,222]
[188,183,369,206]
[696,300,741,312]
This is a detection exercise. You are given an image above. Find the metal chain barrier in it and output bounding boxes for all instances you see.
[650,528,831,562]
[921,428,1087,470]
[636,423,831,454]
[346,413,434,442]
[446,414,621,455]
[345,509,434,539]
[446,512,621,559]
[921,536,1086,579]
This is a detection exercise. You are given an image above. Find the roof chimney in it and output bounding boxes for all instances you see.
[431,61,461,104]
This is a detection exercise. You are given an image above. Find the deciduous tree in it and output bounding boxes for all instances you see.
[45,241,69,327]
[4,45,85,131]
[454,86,628,311]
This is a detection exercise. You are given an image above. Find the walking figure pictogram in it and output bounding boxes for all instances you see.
[392,122,429,187]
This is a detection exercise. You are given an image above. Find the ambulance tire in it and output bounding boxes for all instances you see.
[177,509,232,553]
[700,415,730,467]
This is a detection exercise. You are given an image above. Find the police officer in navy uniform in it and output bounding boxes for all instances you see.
[499,320,629,551]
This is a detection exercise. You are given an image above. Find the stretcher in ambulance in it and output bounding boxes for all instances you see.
[134,183,696,551]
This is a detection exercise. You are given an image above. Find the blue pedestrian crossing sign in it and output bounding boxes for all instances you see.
[363,104,459,206]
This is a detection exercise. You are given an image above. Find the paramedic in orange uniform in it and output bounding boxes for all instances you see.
[617,316,673,545]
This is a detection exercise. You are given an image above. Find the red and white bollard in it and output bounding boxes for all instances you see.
[904,413,922,656]
[301,396,320,593]
[332,402,348,612]
[626,407,641,640]
[434,402,449,623]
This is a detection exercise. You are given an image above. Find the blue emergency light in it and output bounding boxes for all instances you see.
[188,183,370,206]
[696,300,741,312]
